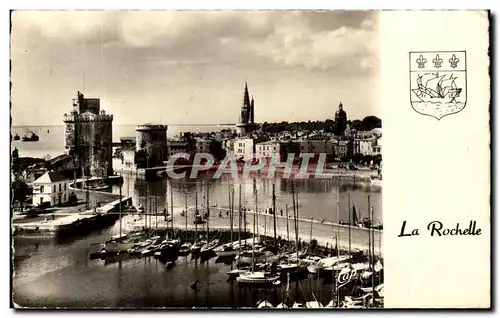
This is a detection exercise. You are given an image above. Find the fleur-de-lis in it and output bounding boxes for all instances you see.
[449,54,460,68]
[433,54,443,68]
[416,55,427,68]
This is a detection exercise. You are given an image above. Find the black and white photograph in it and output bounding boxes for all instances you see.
[10,10,384,309]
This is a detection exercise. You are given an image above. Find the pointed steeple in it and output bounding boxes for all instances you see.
[250,96,255,124]
[243,82,251,109]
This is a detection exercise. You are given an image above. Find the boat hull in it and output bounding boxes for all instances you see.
[104,242,137,254]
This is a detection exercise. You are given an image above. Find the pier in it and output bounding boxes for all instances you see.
[13,196,132,236]
[126,205,382,256]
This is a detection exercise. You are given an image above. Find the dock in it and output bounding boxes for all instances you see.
[126,205,382,256]
[13,197,132,236]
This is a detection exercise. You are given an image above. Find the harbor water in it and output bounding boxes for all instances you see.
[12,124,382,308]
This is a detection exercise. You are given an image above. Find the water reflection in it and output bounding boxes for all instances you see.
[117,172,382,225]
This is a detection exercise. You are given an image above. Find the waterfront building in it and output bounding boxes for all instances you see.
[297,139,334,156]
[236,82,259,135]
[334,102,347,136]
[135,124,168,169]
[256,140,299,161]
[121,149,136,172]
[233,137,255,161]
[32,171,70,207]
[63,91,113,178]
[168,139,189,157]
[372,136,382,156]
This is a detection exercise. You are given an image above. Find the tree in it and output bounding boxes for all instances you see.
[360,116,382,131]
[12,148,19,160]
[352,153,364,164]
[12,179,32,209]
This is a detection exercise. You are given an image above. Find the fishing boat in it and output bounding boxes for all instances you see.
[22,132,39,142]
[305,300,324,308]
[257,300,274,309]
[200,239,220,254]
[226,268,248,278]
[236,271,280,285]
[412,73,462,103]
[215,244,239,258]
[13,133,20,141]
[370,175,382,187]
[103,234,141,254]
[179,242,192,255]
[191,240,205,253]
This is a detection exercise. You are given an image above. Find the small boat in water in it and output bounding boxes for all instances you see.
[13,133,20,141]
[257,300,274,308]
[22,132,39,142]
[292,302,306,308]
[305,300,324,308]
[226,268,248,278]
[179,242,192,254]
[215,244,238,258]
[200,239,220,254]
[236,271,280,285]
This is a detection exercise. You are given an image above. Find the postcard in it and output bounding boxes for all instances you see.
[9,10,490,309]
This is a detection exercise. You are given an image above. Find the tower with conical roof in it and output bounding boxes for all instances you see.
[236,82,258,135]
[334,102,347,136]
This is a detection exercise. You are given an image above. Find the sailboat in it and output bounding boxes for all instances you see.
[236,187,280,286]
[216,183,238,258]
[191,185,203,253]
[103,179,139,254]
[412,73,462,103]
[200,183,220,255]
[179,190,192,255]
[257,300,274,309]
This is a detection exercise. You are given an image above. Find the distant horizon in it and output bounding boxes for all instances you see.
[11,114,382,129]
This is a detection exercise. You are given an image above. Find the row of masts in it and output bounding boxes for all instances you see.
[113,176,380,308]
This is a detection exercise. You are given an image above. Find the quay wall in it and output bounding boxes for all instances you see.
[13,197,132,237]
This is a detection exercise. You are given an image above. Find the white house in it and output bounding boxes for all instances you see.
[32,171,70,207]
[233,138,255,161]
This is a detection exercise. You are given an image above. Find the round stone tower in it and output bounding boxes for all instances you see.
[334,102,347,136]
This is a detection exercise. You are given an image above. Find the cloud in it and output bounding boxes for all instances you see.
[12,11,378,73]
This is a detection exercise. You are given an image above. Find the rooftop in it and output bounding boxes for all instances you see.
[33,171,68,184]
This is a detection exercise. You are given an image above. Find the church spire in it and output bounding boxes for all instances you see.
[250,96,255,124]
[243,82,251,108]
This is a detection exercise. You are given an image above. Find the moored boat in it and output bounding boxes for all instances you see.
[236,271,280,285]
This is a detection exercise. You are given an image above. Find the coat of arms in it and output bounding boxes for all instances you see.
[410,51,467,120]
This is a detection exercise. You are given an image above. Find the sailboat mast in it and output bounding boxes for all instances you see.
[348,192,351,255]
[285,205,290,248]
[252,186,257,273]
[155,196,158,235]
[238,184,242,251]
[336,186,340,251]
[292,182,299,260]
[367,195,372,280]
[206,183,210,241]
[295,187,300,256]
[370,203,375,300]
[184,188,188,240]
[195,185,198,244]
[170,182,174,236]
[272,183,277,242]
[228,181,233,243]
[119,174,122,236]
[309,217,313,244]
[336,234,340,306]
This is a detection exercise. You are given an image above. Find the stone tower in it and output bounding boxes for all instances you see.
[236,82,257,135]
[63,91,113,178]
[334,102,347,136]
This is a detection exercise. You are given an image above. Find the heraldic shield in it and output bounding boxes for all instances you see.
[410,51,467,120]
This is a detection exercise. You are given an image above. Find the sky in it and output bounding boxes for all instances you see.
[10,11,380,126]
